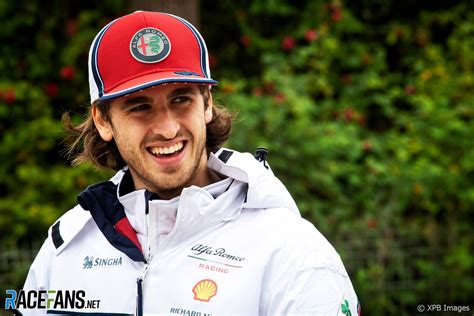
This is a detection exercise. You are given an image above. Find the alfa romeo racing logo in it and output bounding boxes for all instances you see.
[130,27,171,63]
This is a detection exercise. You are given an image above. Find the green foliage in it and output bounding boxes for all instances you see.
[0,0,124,298]
[203,0,473,314]
[0,1,472,315]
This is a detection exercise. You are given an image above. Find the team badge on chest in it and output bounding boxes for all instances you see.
[130,27,171,63]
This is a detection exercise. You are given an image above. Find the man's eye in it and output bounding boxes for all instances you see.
[129,104,150,112]
[172,96,190,104]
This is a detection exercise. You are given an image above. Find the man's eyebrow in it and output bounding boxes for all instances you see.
[119,86,198,108]
[167,87,198,99]
[120,96,152,108]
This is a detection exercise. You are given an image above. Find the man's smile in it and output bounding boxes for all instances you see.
[148,141,185,157]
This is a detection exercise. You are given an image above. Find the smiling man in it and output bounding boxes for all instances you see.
[93,84,219,199]
[20,11,359,316]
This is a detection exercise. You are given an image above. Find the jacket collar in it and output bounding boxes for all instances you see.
[78,148,299,262]
[209,148,300,214]
[117,172,246,253]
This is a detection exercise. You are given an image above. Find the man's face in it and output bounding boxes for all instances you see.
[93,83,213,199]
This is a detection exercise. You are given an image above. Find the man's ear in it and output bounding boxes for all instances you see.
[204,93,214,124]
[92,105,113,141]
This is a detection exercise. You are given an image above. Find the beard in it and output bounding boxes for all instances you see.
[115,127,209,199]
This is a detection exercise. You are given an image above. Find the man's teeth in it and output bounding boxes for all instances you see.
[151,142,184,156]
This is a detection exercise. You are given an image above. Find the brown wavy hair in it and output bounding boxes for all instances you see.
[62,86,234,171]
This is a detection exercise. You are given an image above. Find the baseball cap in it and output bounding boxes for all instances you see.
[88,11,218,104]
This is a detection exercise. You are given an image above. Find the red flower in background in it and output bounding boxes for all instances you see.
[281,36,295,51]
[362,140,373,152]
[366,217,378,229]
[304,29,319,42]
[66,19,78,36]
[273,92,286,104]
[404,85,416,95]
[340,73,353,85]
[252,87,263,96]
[324,3,343,22]
[60,66,75,80]
[357,115,366,126]
[45,83,59,98]
[208,53,218,68]
[240,35,251,47]
[331,6,342,22]
[2,89,16,104]
[343,108,354,121]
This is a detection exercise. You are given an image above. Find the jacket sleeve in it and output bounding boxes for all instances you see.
[260,222,360,316]
[19,237,54,316]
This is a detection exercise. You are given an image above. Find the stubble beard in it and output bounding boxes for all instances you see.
[124,133,208,198]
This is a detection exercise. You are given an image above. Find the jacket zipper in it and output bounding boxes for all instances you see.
[136,277,143,316]
[137,199,154,316]
[136,259,151,316]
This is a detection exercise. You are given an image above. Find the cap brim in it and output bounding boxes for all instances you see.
[99,71,218,101]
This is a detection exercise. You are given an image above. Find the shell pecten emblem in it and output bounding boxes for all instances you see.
[192,279,218,302]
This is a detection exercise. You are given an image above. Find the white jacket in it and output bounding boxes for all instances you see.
[21,148,359,316]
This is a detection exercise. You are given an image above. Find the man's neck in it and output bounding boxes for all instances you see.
[155,168,224,200]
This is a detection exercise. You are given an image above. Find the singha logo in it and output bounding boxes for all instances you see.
[83,256,94,269]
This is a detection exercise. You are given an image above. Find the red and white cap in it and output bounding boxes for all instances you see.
[88,11,218,104]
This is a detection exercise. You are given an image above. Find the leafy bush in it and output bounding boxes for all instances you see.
[202,1,473,314]
[0,1,472,315]
[0,0,125,302]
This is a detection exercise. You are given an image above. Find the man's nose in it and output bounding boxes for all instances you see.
[150,109,180,139]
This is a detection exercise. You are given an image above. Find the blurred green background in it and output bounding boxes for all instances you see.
[0,0,473,315]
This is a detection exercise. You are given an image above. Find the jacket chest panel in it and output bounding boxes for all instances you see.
[49,230,142,313]
[140,228,270,315]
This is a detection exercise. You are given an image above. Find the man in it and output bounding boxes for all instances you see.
[20,11,359,315]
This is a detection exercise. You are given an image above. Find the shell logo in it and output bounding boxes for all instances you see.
[192,279,218,302]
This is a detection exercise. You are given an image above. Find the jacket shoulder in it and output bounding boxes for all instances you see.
[47,204,92,254]
[258,207,346,270]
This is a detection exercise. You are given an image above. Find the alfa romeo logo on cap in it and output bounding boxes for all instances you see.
[130,27,171,63]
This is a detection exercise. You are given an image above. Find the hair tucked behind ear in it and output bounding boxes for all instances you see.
[199,86,235,155]
[62,86,235,171]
